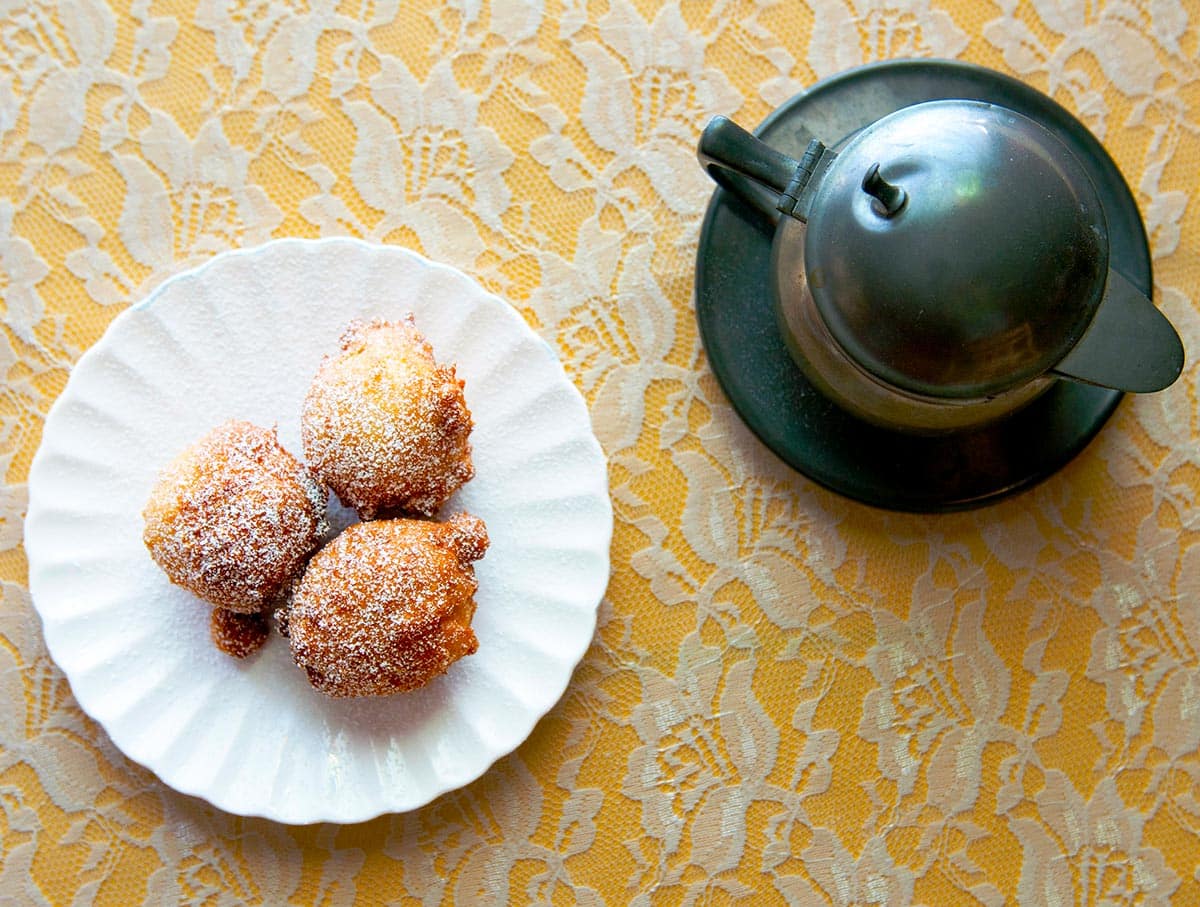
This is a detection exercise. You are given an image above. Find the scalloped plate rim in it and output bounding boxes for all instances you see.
[24,238,613,824]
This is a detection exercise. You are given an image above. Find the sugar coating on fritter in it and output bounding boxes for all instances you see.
[143,420,329,614]
[210,608,270,658]
[301,318,474,519]
[288,514,489,697]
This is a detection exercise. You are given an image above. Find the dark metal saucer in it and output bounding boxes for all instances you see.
[694,59,1150,512]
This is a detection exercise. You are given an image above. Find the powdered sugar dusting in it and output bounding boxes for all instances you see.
[211,608,270,658]
[301,318,474,519]
[142,420,328,614]
[288,514,489,698]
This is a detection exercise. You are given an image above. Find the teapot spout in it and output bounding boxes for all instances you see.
[1051,268,1184,393]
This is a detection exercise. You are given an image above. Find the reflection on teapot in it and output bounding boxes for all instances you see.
[698,99,1185,434]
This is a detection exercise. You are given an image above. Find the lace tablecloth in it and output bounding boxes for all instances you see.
[3,1,1198,903]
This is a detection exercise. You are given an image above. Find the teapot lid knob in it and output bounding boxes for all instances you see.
[861,163,907,217]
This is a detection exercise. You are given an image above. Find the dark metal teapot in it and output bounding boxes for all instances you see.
[698,99,1184,434]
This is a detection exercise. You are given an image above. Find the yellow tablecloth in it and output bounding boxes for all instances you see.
[4,1,1199,904]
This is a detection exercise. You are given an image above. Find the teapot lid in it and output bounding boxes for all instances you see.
[803,99,1109,399]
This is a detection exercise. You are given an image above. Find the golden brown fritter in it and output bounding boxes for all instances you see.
[142,420,328,614]
[210,607,270,658]
[300,318,474,519]
[288,514,489,697]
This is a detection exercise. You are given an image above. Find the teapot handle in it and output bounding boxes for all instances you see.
[698,116,801,223]
[698,116,830,224]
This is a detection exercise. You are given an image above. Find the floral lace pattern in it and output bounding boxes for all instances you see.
[3,1,1198,903]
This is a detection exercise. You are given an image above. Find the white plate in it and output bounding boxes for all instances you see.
[24,239,612,824]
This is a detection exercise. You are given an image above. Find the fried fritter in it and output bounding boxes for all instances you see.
[288,514,489,697]
[210,607,271,658]
[142,420,328,616]
[301,318,474,519]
